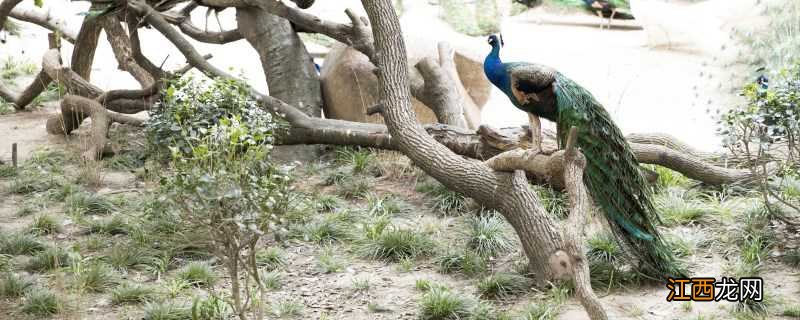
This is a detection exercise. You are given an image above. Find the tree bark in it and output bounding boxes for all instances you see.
[0,0,23,34]
[360,0,568,281]
[70,14,102,81]
[236,6,323,160]
[9,6,77,43]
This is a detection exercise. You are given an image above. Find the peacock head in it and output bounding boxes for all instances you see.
[487,34,504,49]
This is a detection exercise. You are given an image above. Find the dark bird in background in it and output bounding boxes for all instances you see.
[755,67,769,90]
[483,34,685,279]
[582,0,635,29]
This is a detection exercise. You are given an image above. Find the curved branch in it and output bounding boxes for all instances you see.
[9,6,77,43]
[161,7,243,44]
[0,0,23,34]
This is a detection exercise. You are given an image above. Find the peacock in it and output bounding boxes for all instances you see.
[483,34,684,279]
[582,0,635,29]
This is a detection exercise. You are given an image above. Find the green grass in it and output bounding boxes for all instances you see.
[21,288,63,317]
[531,185,568,218]
[303,214,354,244]
[0,254,10,272]
[782,304,800,318]
[316,247,345,273]
[518,302,560,320]
[477,273,531,299]
[191,294,229,320]
[645,165,691,189]
[439,0,500,36]
[1,56,37,83]
[334,146,376,175]
[586,232,621,263]
[352,277,371,293]
[74,262,118,293]
[261,271,283,290]
[29,214,61,235]
[357,226,436,261]
[9,171,63,194]
[178,262,216,288]
[315,194,342,212]
[417,180,469,216]
[66,191,118,216]
[87,214,129,235]
[143,301,192,320]
[0,232,45,255]
[466,214,513,257]
[104,243,153,271]
[336,177,371,199]
[111,283,157,305]
[418,286,473,320]
[365,193,406,216]
[26,246,75,272]
[0,164,16,177]
[656,189,710,226]
[435,250,487,276]
[0,273,34,298]
[255,247,287,271]
[271,299,304,318]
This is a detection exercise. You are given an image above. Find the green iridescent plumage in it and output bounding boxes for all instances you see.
[483,35,685,279]
[553,75,685,279]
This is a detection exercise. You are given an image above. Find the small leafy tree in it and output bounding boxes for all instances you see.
[718,64,800,218]
[152,77,293,320]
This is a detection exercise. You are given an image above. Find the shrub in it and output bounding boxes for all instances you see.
[155,76,293,318]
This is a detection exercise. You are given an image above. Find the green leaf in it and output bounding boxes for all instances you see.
[34,0,43,8]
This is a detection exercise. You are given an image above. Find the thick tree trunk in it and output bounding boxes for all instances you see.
[236,7,323,161]
[361,0,568,281]
[70,15,102,81]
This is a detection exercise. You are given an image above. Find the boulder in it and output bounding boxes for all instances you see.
[320,32,492,128]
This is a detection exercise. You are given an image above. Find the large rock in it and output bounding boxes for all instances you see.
[320,32,492,128]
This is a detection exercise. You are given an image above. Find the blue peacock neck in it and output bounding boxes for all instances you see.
[484,44,510,93]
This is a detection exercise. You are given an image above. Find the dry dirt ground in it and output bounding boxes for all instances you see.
[1,1,799,320]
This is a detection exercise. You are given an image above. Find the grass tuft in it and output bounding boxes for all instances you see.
[417,180,469,216]
[357,226,436,261]
[656,189,710,226]
[29,214,61,235]
[111,283,157,305]
[316,247,346,273]
[418,286,472,320]
[0,232,45,255]
[66,191,117,216]
[466,214,512,257]
[178,262,216,288]
[261,271,283,290]
[255,247,287,271]
[477,273,531,299]
[0,273,34,298]
[271,299,304,318]
[74,262,118,293]
[87,214,129,235]
[26,246,75,272]
[21,288,63,317]
[143,301,192,320]
[435,250,487,277]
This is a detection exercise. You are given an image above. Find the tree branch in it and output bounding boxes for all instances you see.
[0,0,23,34]
[8,6,77,43]
[161,5,244,44]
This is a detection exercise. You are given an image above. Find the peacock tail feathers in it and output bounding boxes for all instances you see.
[553,73,686,279]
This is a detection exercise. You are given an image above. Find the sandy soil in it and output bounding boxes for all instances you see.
[1,1,797,320]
